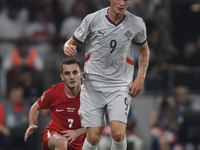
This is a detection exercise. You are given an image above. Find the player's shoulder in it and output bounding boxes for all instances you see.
[50,82,64,91]
[44,82,64,101]
[125,10,144,24]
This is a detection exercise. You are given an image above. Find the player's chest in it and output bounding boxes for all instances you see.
[91,22,137,44]
[53,100,80,115]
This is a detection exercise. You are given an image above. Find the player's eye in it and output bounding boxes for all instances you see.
[65,72,70,76]
[73,70,78,75]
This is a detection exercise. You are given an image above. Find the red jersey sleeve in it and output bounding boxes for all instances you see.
[0,103,5,125]
[38,88,52,109]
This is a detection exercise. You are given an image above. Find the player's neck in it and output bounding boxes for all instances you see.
[65,86,80,98]
[108,8,124,24]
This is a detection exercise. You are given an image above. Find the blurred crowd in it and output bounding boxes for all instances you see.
[0,0,200,150]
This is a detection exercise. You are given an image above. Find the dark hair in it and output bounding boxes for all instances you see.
[60,58,81,73]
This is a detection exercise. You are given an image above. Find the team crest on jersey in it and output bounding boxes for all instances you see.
[124,30,133,40]
[41,92,45,101]
[77,26,85,36]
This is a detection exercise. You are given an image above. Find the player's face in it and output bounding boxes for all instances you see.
[109,0,131,15]
[61,64,83,89]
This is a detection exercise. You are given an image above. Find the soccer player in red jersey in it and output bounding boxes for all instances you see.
[24,58,86,150]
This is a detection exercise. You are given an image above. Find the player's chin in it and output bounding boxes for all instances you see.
[68,82,77,88]
[116,8,125,14]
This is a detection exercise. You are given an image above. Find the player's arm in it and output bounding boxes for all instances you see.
[63,37,80,56]
[61,127,87,145]
[130,41,150,97]
[24,101,41,141]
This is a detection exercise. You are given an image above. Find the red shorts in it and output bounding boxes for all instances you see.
[41,129,57,150]
[41,128,85,150]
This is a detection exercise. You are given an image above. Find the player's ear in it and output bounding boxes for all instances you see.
[80,71,83,79]
[60,74,64,81]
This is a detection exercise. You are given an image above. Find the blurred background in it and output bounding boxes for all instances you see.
[0,0,200,150]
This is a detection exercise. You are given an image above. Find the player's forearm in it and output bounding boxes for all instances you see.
[75,127,87,137]
[64,37,79,46]
[29,101,41,126]
[137,43,150,79]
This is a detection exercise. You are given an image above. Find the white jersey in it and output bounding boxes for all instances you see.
[73,7,147,92]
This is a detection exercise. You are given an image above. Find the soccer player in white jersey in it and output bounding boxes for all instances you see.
[63,0,150,150]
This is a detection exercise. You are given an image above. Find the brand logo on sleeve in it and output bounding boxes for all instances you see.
[41,92,45,101]
[77,26,85,36]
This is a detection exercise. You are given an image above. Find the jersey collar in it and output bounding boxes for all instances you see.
[105,7,126,26]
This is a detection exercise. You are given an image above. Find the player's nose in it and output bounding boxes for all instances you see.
[69,73,75,79]
[119,0,125,6]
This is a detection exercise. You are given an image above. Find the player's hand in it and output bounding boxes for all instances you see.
[61,130,79,145]
[63,42,77,56]
[130,76,144,97]
[24,125,38,142]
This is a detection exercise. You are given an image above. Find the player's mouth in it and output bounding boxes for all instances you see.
[117,7,124,12]
[69,81,76,84]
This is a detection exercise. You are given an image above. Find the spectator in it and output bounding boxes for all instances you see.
[130,0,162,21]
[59,1,88,41]
[93,0,110,10]
[148,94,183,150]
[98,107,143,150]
[0,1,29,57]
[162,42,199,70]
[175,86,199,115]
[20,66,44,105]
[25,6,56,58]
[144,48,163,92]
[2,38,44,72]
[161,43,199,90]
[0,84,35,150]
[57,0,75,17]
[174,86,200,150]
[2,38,44,94]
[147,6,175,60]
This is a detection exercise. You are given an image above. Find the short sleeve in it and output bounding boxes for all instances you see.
[133,18,147,45]
[73,14,92,44]
[38,89,52,109]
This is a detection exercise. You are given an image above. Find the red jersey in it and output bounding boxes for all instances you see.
[38,82,85,149]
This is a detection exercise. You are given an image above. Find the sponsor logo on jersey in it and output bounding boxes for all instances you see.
[124,30,133,39]
[41,92,45,101]
[67,107,75,112]
[77,26,85,36]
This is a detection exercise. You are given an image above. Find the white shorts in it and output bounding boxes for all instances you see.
[80,85,132,127]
